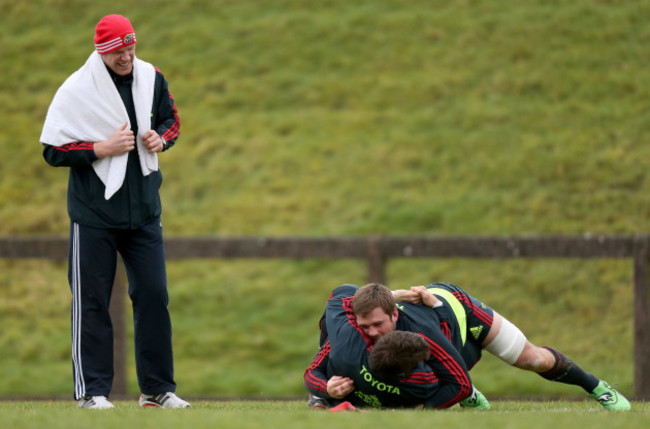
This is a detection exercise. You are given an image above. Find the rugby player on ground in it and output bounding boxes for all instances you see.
[304,284,485,409]
[305,282,630,411]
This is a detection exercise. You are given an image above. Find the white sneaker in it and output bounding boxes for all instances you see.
[139,392,191,409]
[77,395,115,409]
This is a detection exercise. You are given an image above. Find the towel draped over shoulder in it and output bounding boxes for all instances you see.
[40,50,158,200]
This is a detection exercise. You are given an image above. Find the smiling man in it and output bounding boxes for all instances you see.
[41,14,188,410]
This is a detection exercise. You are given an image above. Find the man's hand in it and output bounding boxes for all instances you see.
[393,286,441,308]
[142,129,165,154]
[94,123,135,158]
[327,376,355,399]
[410,286,441,307]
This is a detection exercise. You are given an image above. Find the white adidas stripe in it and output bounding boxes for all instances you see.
[95,37,124,54]
[71,223,85,399]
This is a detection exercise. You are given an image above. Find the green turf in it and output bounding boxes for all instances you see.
[0,400,648,429]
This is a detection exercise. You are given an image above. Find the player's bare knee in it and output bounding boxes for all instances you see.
[514,344,554,372]
[514,347,543,370]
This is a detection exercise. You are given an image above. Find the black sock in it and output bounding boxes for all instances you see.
[538,346,599,393]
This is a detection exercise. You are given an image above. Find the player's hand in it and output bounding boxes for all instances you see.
[393,286,439,306]
[327,376,355,399]
[409,286,441,308]
[142,129,164,154]
[392,288,421,303]
[94,123,135,158]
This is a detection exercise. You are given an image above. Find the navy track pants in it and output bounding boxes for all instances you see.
[69,217,176,399]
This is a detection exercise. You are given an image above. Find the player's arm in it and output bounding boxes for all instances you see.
[420,329,473,408]
[304,340,357,400]
[43,122,138,165]
[393,286,441,307]
[153,69,180,151]
[304,341,332,398]
[306,285,360,399]
[42,141,99,167]
[323,284,368,392]
[325,285,371,366]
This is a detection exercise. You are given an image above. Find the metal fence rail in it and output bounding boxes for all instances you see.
[1,234,648,399]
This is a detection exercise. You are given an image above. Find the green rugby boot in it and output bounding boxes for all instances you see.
[459,386,490,410]
[588,380,631,411]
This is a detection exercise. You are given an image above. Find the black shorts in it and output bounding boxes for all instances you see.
[427,282,495,368]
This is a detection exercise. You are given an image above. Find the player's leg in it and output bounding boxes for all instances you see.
[481,313,550,370]
[69,222,118,407]
[483,312,630,411]
[118,218,176,397]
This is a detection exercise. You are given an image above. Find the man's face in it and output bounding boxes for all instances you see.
[356,307,398,342]
[101,45,136,76]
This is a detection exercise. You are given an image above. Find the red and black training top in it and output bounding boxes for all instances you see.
[304,284,472,409]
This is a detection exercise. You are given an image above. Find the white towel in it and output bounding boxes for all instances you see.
[40,51,158,200]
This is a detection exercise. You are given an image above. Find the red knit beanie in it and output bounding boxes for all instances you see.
[94,14,136,54]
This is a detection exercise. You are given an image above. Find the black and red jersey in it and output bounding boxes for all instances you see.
[305,284,472,409]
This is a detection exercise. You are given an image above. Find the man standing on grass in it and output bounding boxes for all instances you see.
[41,14,189,410]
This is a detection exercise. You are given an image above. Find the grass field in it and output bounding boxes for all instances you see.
[1,400,649,429]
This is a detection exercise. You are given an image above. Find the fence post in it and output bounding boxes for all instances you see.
[109,259,128,398]
[367,236,386,285]
[633,234,650,400]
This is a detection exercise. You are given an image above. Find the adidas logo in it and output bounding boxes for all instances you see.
[470,326,483,339]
